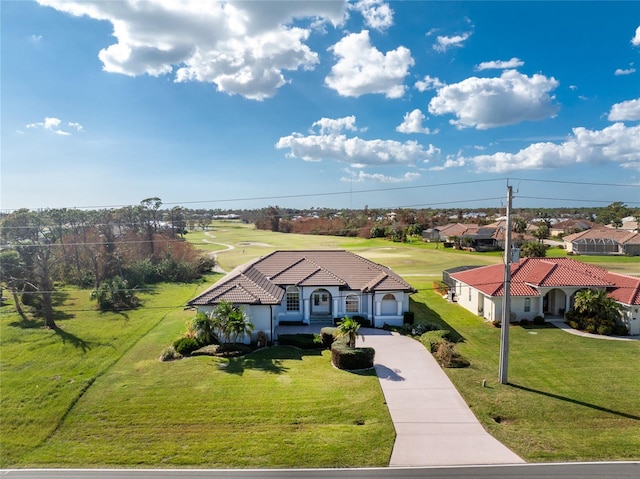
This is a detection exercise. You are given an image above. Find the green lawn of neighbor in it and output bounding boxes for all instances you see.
[409,282,640,462]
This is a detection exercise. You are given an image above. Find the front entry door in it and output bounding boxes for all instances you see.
[312,289,331,316]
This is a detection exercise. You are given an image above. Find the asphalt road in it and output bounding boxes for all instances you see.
[2,463,639,479]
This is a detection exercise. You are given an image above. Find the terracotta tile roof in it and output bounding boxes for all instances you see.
[450,257,640,305]
[189,250,415,306]
[606,272,640,306]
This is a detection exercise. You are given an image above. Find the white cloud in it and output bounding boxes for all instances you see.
[396,109,436,134]
[459,123,640,172]
[429,157,466,171]
[352,0,393,32]
[312,116,359,135]
[414,75,445,92]
[632,26,640,46]
[325,30,414,98]
[30,34,43,42]
[26,116,82,136]
[428,70,559,129]
[341,169,421,183]
[608,98,640,121]
[475,57,524,71]
[36,0,348,101]
[614,67,636,76]
[433,31,472,52]
[276,116,439,166]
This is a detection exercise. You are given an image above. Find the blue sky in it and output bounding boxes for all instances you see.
[2,1,640,212]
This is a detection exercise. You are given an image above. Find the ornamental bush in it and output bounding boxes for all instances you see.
[277,333,323,349]
[331,340,375,370]
[173,337,200,356]
[418,330,451,353]
[320,327,337,348]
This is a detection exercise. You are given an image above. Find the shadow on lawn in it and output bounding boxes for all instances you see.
[509,383,640,421]
[409,297,465,343]
[221,345,322,376]
[54,327,93,353]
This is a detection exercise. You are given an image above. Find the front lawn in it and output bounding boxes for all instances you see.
[410,281,640,462]
[0,280,393,468]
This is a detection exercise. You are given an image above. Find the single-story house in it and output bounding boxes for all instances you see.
[447,257,640,335]
[563,229,640,256]
[188,250,416,342]
[549,219,596,237]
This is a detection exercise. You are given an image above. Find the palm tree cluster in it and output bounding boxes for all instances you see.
[209,300,254,344]
[568,289,621,335]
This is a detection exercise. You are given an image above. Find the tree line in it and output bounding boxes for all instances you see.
[0,198,214,329]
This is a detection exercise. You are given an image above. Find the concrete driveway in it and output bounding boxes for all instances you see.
[358,328,524,467]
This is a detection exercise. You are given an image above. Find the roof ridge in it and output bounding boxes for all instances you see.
[303,257,345,284]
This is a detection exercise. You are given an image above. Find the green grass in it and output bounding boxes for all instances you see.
[0,281,205,467]
[409,282,640,462]
[2,224,638,467]
[0,277,393,468]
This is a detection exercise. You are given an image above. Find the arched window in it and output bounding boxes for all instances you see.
[345,294,359,313]
[286,286,299,311]
[382,293,396,301]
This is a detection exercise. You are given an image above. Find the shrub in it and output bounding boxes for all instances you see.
[410,322,440,336]
[613,325,629,336]
[352,315,371,327]
[596,324,613,335]
[91,277,139,311]
[419,330,451,353]
[403,311,415,325]
[277,333,323,349]
[435,341,470,368]
[173,337,201,356]
[519,318,530,326]
[159,346,181,362]
[533,316,545,326]
[331,341,375,370]
[320,327,337,348]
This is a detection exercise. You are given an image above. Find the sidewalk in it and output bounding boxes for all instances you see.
[359,328,524,467]
[548,320,640,341]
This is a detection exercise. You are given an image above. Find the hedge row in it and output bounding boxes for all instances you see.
[330,340,375,370]
[277,333,323,349]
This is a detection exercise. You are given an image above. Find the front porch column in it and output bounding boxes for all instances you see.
[333,298,339,317]
[564,294,571,315]
[375,301,381,316]
[396,301,402,316]
[304,299,310,321]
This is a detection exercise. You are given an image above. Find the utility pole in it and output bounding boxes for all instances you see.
[499,185,513,385]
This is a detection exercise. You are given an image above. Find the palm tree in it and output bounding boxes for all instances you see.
[210,300,236,342]
[573,289,620,334]
[227,308,254,344]
[335,316,363,348]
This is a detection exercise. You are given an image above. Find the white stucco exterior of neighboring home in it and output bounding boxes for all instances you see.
[188,250,416,342]
[448,258,640,336]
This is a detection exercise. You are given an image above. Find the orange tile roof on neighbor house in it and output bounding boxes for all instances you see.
[450,257,640,305]
[189,250,415,306]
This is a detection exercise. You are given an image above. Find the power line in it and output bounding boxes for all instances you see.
[2,177,636,213]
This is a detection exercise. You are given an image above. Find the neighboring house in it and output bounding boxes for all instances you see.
[423,222,534,251]
[563,229,640,256]
[188,250,416,342]
[549,219,596,237]
[448,258,640,335]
